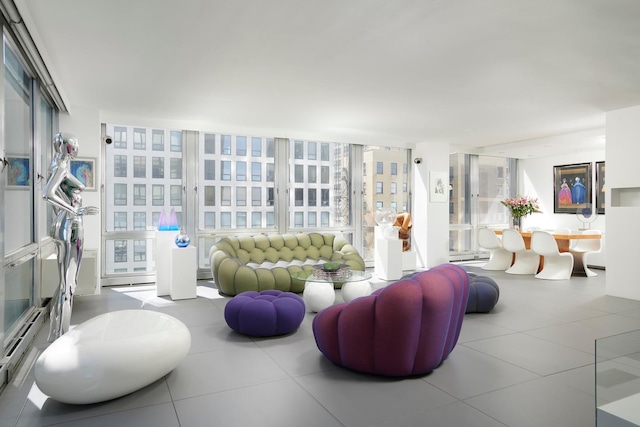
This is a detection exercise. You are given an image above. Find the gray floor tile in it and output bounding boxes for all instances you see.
[525,321,609,354]
[373,401,509,427]
[166,346,289,400]
[43,403,180,427]
[579,313,640,336]
[458,317,517,343]
[3,266,631,427]
[545,365,596,396]
[464,333,594,375]
[295,368,457,427]
[174,378,342,427]
[253,328,337,377]
[16,379,172,427]
[465,376,595,427]
[424,345,540,399]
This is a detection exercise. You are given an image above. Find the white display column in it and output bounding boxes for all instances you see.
[374,226,403,281]
[155,230,177,297]
[169,246,197,300]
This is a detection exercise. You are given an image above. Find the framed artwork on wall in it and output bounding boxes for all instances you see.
[429,171,448,202]
[553,162,592,214]
[6,156,30,189]
[595,161,605,215]
[70,158,96,191]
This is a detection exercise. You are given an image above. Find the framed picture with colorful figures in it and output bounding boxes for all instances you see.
[595,161,605,215]
[6,156,30,189]
[553,162,592,214]
[70,158,96,191]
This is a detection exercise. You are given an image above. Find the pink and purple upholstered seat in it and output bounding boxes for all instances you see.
[312,264,469,376]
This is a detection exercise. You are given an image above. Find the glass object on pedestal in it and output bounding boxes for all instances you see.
[374,207,398,227]
[175,230,191,248]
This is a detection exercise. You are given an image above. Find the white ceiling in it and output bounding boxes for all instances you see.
[15,0,640,158]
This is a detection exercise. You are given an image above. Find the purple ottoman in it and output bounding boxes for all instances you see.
[466,273,500,313]
[312,264,469,376]
[224,290,305,337]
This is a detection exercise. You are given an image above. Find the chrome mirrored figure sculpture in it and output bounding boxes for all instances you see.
[43,133,98,342]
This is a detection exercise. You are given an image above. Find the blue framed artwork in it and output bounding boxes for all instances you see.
[6,156,30,188]
[553,162,592,214]
[70,158,96,190]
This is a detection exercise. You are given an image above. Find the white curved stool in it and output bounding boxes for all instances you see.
[303,280,335,312]
[35,309,191,404]
[342,279,372,302]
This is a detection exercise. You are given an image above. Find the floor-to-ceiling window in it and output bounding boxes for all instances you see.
[449,153,516,260]
[101,124,410,282]
[2,34,36,345]
[1,30,56,387]
[102,124,184,285]
[362,146,411,262]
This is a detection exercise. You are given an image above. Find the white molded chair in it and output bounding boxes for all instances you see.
[501,229,540,275]
[531,231,574,280]
[553,228,574,249]
[569,230,602,277]
[478,228,512,271]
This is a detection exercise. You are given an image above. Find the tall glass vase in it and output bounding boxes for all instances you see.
[511,216,521,231]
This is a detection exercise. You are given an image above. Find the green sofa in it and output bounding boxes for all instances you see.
[209,233,366,296]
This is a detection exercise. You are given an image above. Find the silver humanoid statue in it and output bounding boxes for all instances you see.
[43,133,98,342]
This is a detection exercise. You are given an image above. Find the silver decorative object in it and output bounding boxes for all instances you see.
[43,133,98,342]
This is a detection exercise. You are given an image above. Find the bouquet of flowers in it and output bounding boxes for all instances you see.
[501,196,541,219]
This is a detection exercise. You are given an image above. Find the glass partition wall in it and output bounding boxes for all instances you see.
[449,153,516,260]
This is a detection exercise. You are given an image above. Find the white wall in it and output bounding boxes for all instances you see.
[519,148,606,267]
[519,149,605,232]
[412,142,450,268]
[605,105,640,299]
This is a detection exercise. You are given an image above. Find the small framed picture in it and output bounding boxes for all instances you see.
[70,158,96,191]
[553,162,592,214]
[429,171,448,203]
[6,156,30,189]
[595,161,605,215]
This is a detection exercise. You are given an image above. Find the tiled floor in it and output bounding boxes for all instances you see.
[1,263,638,427]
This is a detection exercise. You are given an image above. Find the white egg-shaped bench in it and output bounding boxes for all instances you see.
[35,309,191,404]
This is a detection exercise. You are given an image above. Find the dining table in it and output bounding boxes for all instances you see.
[494,229,600,251]
[494,229,602,276]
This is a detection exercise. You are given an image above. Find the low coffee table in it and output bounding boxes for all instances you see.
[291,270,372,312]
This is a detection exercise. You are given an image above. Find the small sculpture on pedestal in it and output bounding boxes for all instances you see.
[393,212,412,251]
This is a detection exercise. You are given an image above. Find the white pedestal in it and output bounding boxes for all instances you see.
[169,246,197,300]
[41,249,98,297]
[156,230,177,296]
[598,393,640,427]
[374,226,403,281]
[402,250,417,271]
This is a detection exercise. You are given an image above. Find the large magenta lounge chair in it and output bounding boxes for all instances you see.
[312,263,469,377]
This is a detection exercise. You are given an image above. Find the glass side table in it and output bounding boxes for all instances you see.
[291,270,373,312]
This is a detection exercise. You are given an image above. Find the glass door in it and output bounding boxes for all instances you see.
[449,153,515,260]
